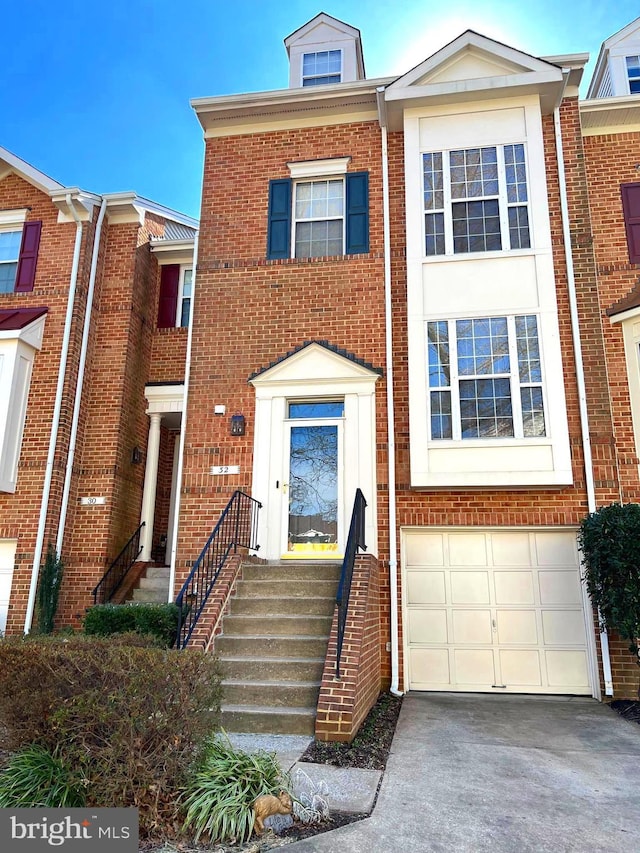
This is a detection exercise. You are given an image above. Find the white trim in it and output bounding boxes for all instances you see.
[0,146,64,193]
[288,157,350,179]
[175,266,193,328]
[0,209,28,227]
[301,48,343,88]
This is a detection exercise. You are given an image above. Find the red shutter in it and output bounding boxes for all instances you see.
[621,183,640,264]
[15,221,42,292]
[157,265,180,328]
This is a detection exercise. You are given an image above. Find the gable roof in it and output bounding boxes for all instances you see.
[0,146,64,194]
[284,12,361,51]
[587,17,640,99]
[248,340,383,382]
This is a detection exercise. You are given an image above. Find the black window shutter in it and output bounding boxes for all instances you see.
[621,183,640,264]
[15,220,42,292]
[345,172,369,255]
[267,179,292,259]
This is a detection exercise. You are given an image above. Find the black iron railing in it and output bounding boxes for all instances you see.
[336,489,367,679]
[92,521,145,605]
[175,490,261,649]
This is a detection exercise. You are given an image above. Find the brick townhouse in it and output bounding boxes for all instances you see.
[2,12,640,741]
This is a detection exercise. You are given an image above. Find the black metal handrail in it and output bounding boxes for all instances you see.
[336,489,367,679]
[175,490,261,649]
[92,521,145,605]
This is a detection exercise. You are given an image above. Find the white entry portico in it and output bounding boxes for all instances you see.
[250,342,380,561]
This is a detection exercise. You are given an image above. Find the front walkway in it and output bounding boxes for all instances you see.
[289,692,640,852]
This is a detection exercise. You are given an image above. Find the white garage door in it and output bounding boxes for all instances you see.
[403,529,592,694]
[0,540,17,634]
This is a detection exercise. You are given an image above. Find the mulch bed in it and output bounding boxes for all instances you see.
[610,699,640,725]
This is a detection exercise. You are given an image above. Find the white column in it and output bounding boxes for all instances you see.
[139,412,162,561]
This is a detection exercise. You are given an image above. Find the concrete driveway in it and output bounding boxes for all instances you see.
[288,693,640,852]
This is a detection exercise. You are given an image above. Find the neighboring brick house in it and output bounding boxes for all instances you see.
[0,146,196,634]
[3,13,640,742]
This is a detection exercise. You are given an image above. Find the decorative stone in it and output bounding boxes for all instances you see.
[264,813,294,834]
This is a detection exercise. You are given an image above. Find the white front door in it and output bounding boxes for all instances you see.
[281,401,344,559]
[403,528,594,695]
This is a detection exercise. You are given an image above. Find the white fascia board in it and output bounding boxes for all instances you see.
[0,146,64,193]
[50,188,100,223]
[385,69,563,103]
[609,305,640,324]
[134,197,198,230]
[580,95,640,133]
[150,239,195,265]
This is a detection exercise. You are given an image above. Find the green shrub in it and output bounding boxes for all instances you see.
[0,744,85,808]
[84,602,180,646]
[578,503,640,675]
[36,544,64,634]
[0,635,223,836]
[182,734,289,843]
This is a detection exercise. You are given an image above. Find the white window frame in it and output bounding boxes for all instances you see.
[175,266,192,328]
[301,49,342,87]
[626,55,640,94]
[291,178,345,259]
[426,314,548,442]
[422,143,531,258]
[0,210,27,295]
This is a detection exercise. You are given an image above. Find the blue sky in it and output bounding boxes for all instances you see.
[2,1,637,219]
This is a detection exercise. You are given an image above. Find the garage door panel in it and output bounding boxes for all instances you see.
[454,649,495,684]
[542,610,587,645]
[499,649,542,686]
[405,534,444,567]
[409,648,450,685]
[451,571,490,603]
[407,570,445,604]
[545,650,589,688]
[491,532,531,566]
[494,571,535,605]
[534,532,577,567]
[408,609,447,644]
[403,529,592,695]
[452,609,492,644]
[496,609,538,644]
[449,534,487,566]
[538,570,582,605]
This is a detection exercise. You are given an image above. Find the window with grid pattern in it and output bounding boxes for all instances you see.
[427,314,545,440]
[294,179,344,257]
[627,56,640,94]
[0,230,21,293]
[423,144,530,256]
[302,50,341,86]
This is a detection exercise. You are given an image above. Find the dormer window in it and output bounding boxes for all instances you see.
[302,50,341,86]
[626,55,640,93]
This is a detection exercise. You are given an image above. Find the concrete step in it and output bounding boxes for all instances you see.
[218,656,325,682]
[242,563,341,582]
[138,576,170,591]
[145,565,171,579]
[229,595,336,617]
[215,635,329,658]
[221,705,317,735]
[235,579,338,598]
[221,680,321,708]
[131,588,168,603]
[222,614,333,637]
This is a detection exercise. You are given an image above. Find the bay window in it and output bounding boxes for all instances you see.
[427,314,545,440]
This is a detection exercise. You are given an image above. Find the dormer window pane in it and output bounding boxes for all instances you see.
[626,56,640,93]
[302,50,341,86]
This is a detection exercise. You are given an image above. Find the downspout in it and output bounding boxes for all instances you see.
[553,85,613,696]
[167,229,200,601]
[377,87,402,697]
[55,197,108,554]
[24,194,84,632]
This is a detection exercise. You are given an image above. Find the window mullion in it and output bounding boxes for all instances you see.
[450,318,461,440]
[497,146,510,251]
[443,151,453,256]
[507,315,523,437]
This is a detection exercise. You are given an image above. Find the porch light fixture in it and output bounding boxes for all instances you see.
[131,446,142,464]
[230,414,246,436]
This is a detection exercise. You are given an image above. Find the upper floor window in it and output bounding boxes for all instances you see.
[302,50,341,86]
[621,183,640,264]
[178,268,192,327]
[0,230,21,293]
[423,144,530,257]
[626,55,640,94]
[427,314,545,440]
[294,179,344,257]
[267,170,369,260]
[157,264,192,329]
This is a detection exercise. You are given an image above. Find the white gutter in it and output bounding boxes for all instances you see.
[24,194,84,632]
[55,197,108,555]
[167,228,200,601]
[553,101,614,697]
[377,87,402,697]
